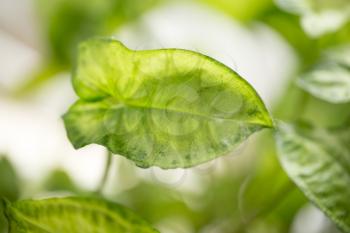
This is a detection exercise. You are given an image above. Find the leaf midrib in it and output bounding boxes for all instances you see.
[80,97,271,127]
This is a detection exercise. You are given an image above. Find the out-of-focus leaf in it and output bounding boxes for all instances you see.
[4,197,159,233]
[239,132,307,232]
[42,169,80,194]
[276,122,350,233]
[13,63,66,97]
[117,173,248,232]
[0,157,20,202]
[260,7,319,66]
[63,38,273,168]
[36,0,159,65]
[117,182,201,227]
[276,0,350,38]
[302,96,350,128]
[298,65,350,103]
[198,0,274,22]
[13,0,159,97]
[0,156,20,233]
[0,200,7,233]
[297,45,350,104]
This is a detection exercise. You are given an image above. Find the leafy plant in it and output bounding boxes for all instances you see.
[276,122,350,233]
[63,38,273,168]
[3,197,158,233]
[2,0,350,232]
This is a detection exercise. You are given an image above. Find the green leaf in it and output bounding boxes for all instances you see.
[198,0,274,22]
[36,0,160,65]
[0,156,20,202]
[42,169,81,194]
[298,65,350,103]
[297,45,350,104]
[276,0,350,37]
[0,201,7,233]
[4,197,158,233]
[275,122,350,233]
[63,38,273,168]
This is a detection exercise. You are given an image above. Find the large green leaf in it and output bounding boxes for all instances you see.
[3,197,158,233]
[63,38,273,168]
[276,122,350,233]
[297,45,350,104]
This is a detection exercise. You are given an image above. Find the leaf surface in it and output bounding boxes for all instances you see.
[63,38,273,168]
[0,157,20,202]
[276,122,350,233]
[4,197,158,233]
[276,0,350,37]
[297,45,350,103]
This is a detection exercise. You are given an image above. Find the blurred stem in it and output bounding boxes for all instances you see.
[95,150,113,195]
[12,62,66,98]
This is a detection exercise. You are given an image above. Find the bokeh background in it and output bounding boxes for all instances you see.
[0,0,349,232]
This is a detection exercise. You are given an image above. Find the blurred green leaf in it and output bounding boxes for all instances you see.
[298,65,350,103]
[0,157,20,202]
[0,156,20,233]
[4,197,159,233]
[198,0,274,22]
[117,182,201,227]
[36,0,159,65]
[302,97,350,128]
[276,0,350,38]
[13,63,66,97]
[276,122,350,233]
[63,38,273,168]
[14,0,160,97]
[260,7,320,66]
[239,132,307,232]
[297,45,350,104]
[117,173,248,232]
[42,169,80,194]
[0,201,7,233]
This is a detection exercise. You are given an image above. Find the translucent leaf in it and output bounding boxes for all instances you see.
[63,38,273,168]
[276,122,350,233]
[4,197,158,233]
[297,45,350,103]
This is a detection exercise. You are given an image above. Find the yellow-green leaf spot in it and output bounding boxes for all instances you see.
[4,197,158,233]
[63,37,273,168]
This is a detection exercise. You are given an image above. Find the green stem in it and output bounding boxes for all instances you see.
[95,150,113,195]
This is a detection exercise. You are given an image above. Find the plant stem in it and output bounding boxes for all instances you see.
[95,150,113,195]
